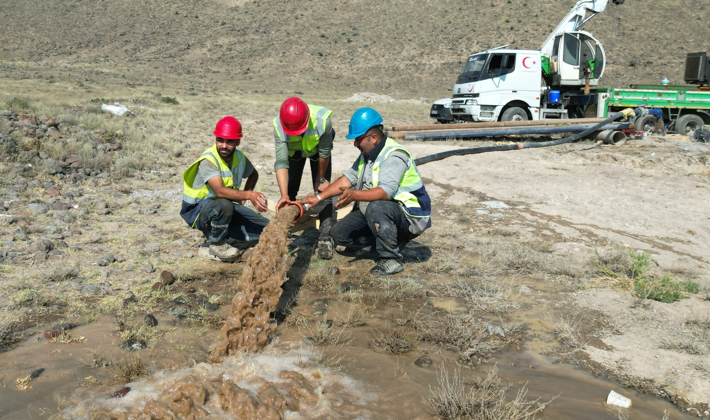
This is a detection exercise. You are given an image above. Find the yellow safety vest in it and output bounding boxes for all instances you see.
[273,104,332,159]
[356,138,431,219]
[180,144,246,226]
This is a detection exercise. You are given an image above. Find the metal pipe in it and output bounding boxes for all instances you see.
[413,112,629,166]
[389,118,605,132]
[402,123,630,141]
[595,130,627,145]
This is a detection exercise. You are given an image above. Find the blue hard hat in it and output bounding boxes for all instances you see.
[346,107,384,139]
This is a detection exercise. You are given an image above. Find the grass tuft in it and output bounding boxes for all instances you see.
[300,316,350,346]
[160,96,180,105]
[370,327,420,355]
[6,98,32,113]
[426,364,550,420]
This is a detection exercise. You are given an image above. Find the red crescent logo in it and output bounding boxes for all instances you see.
[468,84,474,92]
[522,57,531,69]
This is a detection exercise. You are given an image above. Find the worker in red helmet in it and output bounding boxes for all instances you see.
[273,97,336,259]
[180,116,269,262]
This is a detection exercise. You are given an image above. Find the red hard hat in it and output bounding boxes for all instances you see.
[279,97,310,136]
[213,116,243,140]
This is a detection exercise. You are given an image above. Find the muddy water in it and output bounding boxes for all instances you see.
[50,204,388,419]
[210,205,300,360]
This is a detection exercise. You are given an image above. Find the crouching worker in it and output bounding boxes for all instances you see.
[300,108,432,275]
[180,116,269,261]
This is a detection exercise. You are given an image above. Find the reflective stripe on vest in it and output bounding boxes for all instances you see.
[274,105,332,159]
[181,144,245,226]
[356,138,431,218]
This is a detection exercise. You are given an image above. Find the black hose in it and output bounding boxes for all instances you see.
[402,123,629,141]
[413,112,627,166]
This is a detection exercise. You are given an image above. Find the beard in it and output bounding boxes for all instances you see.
[218,148,234,159]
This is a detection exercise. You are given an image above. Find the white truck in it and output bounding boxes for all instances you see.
[444,0,624,123]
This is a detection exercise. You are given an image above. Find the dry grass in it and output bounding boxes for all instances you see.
[547,313,584,350]
[660,316,710,355]
[426,364,550,420]
[417,312,519,365]
[370,327,420,355]
[300,316,351,346]
[112,355,149,384]
[301,263,338,294]
[439,277,519,313]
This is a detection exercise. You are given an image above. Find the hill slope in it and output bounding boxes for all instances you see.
[1,0,709,97]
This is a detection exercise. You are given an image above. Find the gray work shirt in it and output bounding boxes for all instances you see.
[343,136,431,234]
[193,155,254,189]
[274,116,333,171]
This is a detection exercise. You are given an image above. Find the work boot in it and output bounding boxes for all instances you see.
[317,235,334,260]
[370,258,404,276]
[209,242,240,260]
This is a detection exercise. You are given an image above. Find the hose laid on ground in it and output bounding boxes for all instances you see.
[413,111,634,166]
[400,123,630,141]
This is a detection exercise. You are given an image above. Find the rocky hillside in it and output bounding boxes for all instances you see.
[1,0,709,96]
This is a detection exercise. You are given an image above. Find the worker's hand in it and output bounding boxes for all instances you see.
[336,187,356,209]
[275,195,290,212]
[300,195,320,208]
[315,179,330,193]
[250,191,268,212]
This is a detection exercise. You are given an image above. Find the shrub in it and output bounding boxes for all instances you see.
[161,96,179,105]
[6,98,31,113]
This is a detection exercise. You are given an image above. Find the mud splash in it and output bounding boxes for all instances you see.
[57,344,375,420]
[210,205,300,360]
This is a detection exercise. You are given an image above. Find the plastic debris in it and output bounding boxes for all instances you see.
[606,390,631,408]
[101,103,131,116]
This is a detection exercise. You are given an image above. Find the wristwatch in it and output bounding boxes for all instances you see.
[318,178,327,184]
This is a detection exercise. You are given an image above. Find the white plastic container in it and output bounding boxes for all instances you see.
[606,390,632,408]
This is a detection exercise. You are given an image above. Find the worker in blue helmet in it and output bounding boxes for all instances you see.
[300,107,432,275]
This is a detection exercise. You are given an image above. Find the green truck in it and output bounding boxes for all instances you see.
[595,52,710,135]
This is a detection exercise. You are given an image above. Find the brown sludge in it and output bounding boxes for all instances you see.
[210,205,300,361]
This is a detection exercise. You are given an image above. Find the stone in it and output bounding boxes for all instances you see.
[113,254,126,263]
[168,304,190,317]
[328,266,340,275]
[81,284,100,294]
[110,387,131,398]
[195,297,219,311]
[144,314,159,327]
[123,291,136,303]
[313,308,327,316]
[49,249,66,257]
[141,263,154,273]
[28,239,54,253]
[28,203,49,215]
[119,338,148,352]
[425,290,438,297]
[172,295,188,305]
[152,282,164,291]
[337,282,357,293]
[46,186,61,197]
[160,270,175,285]
[415,355,433,367]
[29,368,45,379]
[55,240,68,249]
[308,299,329,307]
[67,280,83,290]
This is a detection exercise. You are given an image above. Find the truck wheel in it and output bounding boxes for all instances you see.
[501,107,528,122]
[634,115,658,133]
[675,114,705,135]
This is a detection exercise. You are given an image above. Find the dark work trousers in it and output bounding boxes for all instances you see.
[330,200,416,260]
[194,198,269,244]
[287,151,334,228]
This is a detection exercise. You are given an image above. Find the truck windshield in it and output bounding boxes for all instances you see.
[456,54,488,84]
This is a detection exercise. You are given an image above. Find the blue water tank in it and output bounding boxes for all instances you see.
[549,90,561,103]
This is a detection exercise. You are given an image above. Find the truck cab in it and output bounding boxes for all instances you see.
[451,49,543,122]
